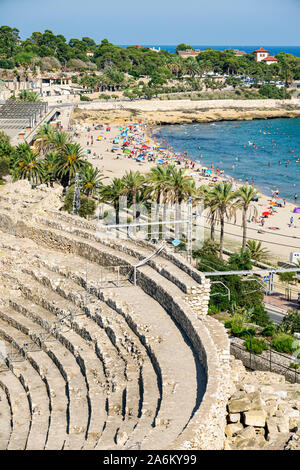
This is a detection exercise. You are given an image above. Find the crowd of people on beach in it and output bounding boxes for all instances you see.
[68,119,300,237]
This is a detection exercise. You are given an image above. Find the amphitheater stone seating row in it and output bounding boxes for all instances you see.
[0,183,231,450]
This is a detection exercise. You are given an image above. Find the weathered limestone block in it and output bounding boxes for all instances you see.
[243,409,266,427]
[236,426,257,440]
[228,391,263,414]
[266,417,280,441]
[276,417,290,434]
[234,437,261,450]
[289,416,300,431]
[228,413,240,423]
[264,400,278,417]
[241,384,256,393]
[225,422,244,437]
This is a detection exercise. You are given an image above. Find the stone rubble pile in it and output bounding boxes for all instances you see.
[225,357,300,450]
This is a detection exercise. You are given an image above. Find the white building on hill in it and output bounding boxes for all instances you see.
[253,47,278,65]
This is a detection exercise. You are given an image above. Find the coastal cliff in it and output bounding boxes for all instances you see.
[73,99,300,125]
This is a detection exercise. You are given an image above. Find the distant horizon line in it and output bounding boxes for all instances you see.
[118,44,300,47]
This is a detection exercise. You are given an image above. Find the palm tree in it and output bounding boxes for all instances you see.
[55,143,89,187]
[246,240,270,263]
[145,164,172,214]
[50,131,70,153]
[201,186,218,241]
[99,178,125,225]
[18,90,40,102]
[122,171,146,233]
[33,124,55,155]
[236,185,259,251]
[167,166,196,238]
[168,166,195,204]
[12,143,44,184]
[209,183,237,258]
[43,152,59,185]
[78,166,105,197]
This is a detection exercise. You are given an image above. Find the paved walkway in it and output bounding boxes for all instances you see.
[264,293,299,311]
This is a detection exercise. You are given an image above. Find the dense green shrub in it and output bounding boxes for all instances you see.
[98,94,111,100]
[208,304,222,315]
[231,326,256,338]
[80,94,92,101]
[258,84,290,99]
[0,158,10,183]
[197,249,265,316]
[251,304,271,327]
[271,333,298,354]
[62,189,96,219]
[0,58,14,69]
[244,338,268,354]
[241,327,256,338]
[281,310,300,334]
[231,324,244,336]
[261,326,276,337]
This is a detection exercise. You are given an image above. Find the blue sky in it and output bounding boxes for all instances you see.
[1,0,300,45]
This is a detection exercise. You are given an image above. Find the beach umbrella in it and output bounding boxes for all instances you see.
[276,199,284,206]
[157,159,164,163]
[262,212,271,216]
[293,207,300,213]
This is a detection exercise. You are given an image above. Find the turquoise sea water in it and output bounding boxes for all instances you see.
[120,45,300,57]
[153,118,300,202]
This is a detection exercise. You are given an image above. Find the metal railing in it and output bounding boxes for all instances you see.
[230,341,300,384]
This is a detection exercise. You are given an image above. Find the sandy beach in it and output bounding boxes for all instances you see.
[67,113,300,265]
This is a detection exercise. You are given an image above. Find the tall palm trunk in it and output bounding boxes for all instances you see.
[219,210,225,259]
[114,201,120,226]
[132,190,137,236]
[210,212,216,241]
[242,206,248,251]
[175,191,181,239]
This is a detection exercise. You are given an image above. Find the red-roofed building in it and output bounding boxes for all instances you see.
[234,50,247,57]
[253,47,278,64]
[261,55,278,65]
[253,47,270,62]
